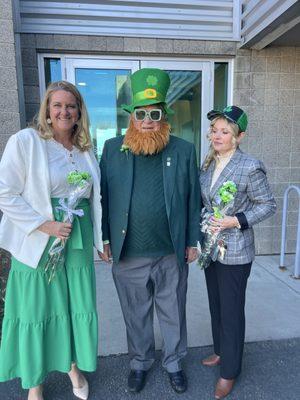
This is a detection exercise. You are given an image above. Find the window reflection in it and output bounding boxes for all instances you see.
[44,58,62,88]
[214,63,228,111]
[75,69,131,159]
[167,71,202,164]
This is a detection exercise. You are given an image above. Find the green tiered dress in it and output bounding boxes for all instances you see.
[0,198,98,389]
[0,136,99,389]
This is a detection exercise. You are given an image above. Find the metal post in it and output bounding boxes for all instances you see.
[279,185,300,279]
[295,205,300,278]
[279,189,288,271]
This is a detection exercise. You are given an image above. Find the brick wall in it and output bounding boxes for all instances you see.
[0,0,20,155]
[235,47,300,254]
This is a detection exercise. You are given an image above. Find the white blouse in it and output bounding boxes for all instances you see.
[46,138,93,198]
[210,151,235,190]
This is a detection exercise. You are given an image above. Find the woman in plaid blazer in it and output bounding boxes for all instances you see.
[199,106,276,399]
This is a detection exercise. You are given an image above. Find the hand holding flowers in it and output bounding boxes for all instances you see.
[209,215,240,232]
[44,170,92,282]
[39,220,72,240]
[198,181,238,269]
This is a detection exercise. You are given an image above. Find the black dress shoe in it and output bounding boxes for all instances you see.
[128,369,147,393]
[168,370,187,393]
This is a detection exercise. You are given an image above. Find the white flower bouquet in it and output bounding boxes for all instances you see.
[44,171,91,282]
[198,181,237,269]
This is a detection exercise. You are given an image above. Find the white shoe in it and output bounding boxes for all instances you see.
[28,385,44,400]
[73,377,89,400]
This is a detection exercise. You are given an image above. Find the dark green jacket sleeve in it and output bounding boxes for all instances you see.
[100,142,110,242]
[186,145,201,247]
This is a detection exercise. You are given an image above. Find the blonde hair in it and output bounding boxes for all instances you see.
[202,116,240,171]
[32,81,92,151]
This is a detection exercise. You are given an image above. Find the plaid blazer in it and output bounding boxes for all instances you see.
[199,148,276,265]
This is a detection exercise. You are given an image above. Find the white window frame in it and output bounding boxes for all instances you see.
[65,58,140,83]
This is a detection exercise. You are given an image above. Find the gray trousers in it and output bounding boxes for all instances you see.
[112,253,188,373]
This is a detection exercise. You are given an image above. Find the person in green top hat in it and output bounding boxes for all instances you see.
[99,68,200,394]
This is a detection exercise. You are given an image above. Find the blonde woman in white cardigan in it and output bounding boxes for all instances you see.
[0,81,103,400]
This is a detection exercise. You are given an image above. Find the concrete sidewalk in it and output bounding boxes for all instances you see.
[97,254,300,356]
[0,254,299,399]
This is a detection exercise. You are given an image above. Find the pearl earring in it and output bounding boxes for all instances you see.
[46,118,52,124]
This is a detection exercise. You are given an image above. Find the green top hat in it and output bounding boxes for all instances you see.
[121,68,174,114]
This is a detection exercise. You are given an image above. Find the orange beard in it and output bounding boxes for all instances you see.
[123,120,170,155]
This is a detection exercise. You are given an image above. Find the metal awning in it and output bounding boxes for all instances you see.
[15,0,240,41]
[241,0,300,49]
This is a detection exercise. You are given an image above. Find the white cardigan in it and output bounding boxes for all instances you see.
[0,128,103,268]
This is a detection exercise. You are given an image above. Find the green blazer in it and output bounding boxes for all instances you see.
[100,135,201,267]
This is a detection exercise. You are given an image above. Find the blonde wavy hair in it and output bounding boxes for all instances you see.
[202,116,240,171]
[32,81,92,151]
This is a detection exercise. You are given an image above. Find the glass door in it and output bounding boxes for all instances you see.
[65,59,139,159]
[66,58,213,163]
[141,60,213,164]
